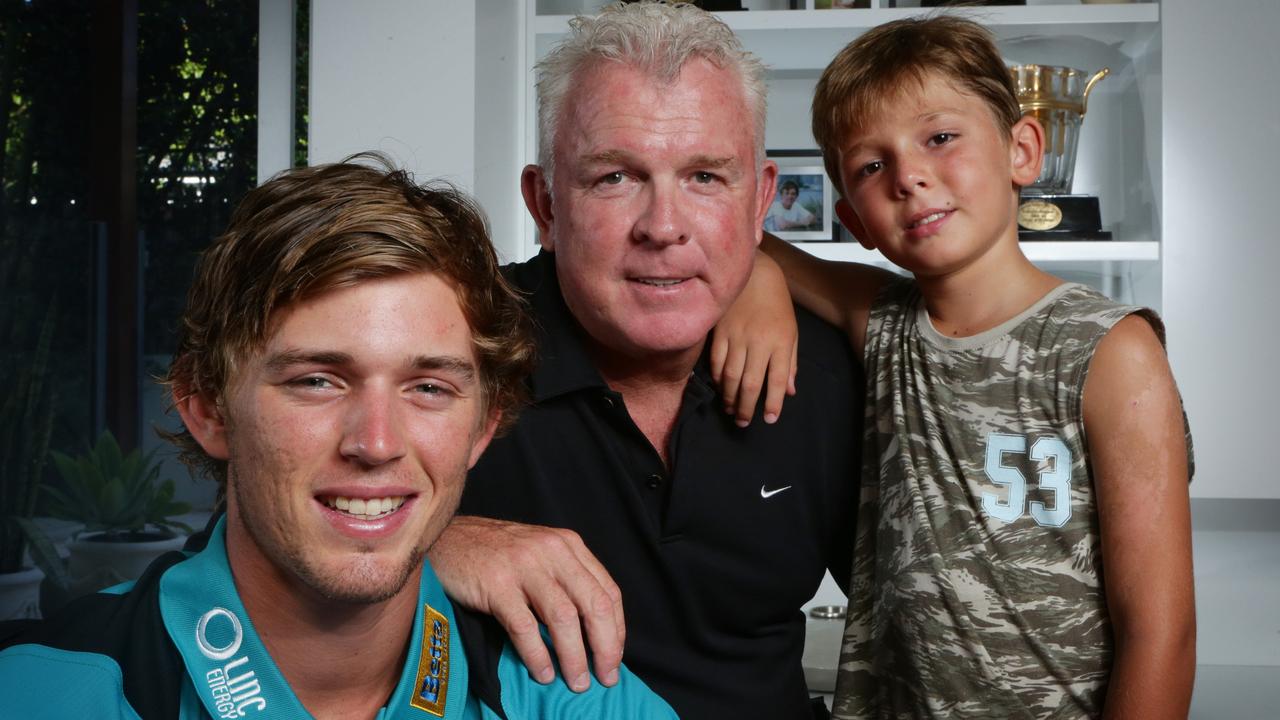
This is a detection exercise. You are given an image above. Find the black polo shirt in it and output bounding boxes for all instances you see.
[460,250,860,719]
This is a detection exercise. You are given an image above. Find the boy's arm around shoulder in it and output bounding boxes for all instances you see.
[713,232,893,426]
[759,232,894,353]
[1084,314,1195,719]
[711,250,800,427]
[716,229,896,422]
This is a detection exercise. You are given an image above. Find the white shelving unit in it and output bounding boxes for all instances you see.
[526,2,1163,306]
[534,4,1159,69]
[801,240,1158,264]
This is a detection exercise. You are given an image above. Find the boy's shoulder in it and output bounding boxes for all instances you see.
[1041,283,1167,351]
[863,272,916,317]
[1048,281,1147,317]
[871,277,1161,345]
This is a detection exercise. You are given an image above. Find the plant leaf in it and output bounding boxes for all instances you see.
[39,485,74,519]
[162,518,194,534]
[100,479,125,526]
[97,431,125,478]
[13,516,68,590]
[40,430,187,533]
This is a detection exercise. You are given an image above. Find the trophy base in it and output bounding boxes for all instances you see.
[1019,229,1113,242]
[1017,194,1108,240]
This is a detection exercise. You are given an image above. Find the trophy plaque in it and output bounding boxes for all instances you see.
[1010,64,1110,240]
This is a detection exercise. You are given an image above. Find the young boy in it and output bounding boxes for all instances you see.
[717,14,1195,719]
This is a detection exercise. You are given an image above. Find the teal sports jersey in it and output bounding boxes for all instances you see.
[0,518,676,720]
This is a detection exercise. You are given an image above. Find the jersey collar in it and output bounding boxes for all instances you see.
[158,516,469,719]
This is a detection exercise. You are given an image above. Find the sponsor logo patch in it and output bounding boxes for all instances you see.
[409,603,450,716]
[196,607,267,718]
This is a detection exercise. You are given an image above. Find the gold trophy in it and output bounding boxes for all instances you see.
[1010,64,1110,240]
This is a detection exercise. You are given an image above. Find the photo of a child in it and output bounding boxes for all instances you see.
[762,165,832,241]
[765,176,821,232]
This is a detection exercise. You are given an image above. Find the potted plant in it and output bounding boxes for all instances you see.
[44,430,192,590]
[0,311,68,620]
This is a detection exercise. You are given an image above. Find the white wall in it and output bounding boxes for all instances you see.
[309,1,477,189]
[764,74,819,150]
[1163,0,1280,499]
[473,0,527,263]
[305,1,528,262]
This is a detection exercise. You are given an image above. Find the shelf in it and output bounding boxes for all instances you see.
[528,1,1164,292]
[795,241,1159,264]
[534,5,1160,69]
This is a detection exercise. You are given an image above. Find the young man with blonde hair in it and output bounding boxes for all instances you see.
[0,156,676,719]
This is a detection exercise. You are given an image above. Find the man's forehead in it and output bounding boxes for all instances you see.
[575,147,740,169]
[573,53,726,92]
[568,56,746,119]
[557,63,754,166]
[243,272,477,365]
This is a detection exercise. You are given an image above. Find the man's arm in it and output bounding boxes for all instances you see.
[1083,314,1195,719]
[428,516,625,693]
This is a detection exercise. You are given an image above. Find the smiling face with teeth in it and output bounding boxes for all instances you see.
[833,72,1042,280]
[523,58,777,366]
[179,272,499,606]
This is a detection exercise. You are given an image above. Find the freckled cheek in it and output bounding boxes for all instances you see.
[408,420,482,481]
[947,163,986,202]
[239,407,335,470]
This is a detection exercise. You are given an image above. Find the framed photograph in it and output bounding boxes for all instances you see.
[765,150,834,242]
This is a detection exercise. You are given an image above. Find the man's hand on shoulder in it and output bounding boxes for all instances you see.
[427,515,625,693]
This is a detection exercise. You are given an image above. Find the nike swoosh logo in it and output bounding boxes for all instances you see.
[760,484,793,499]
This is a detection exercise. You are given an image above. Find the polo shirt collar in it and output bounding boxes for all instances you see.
[525,251,612,403]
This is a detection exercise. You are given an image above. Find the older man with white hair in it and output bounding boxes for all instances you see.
[429,2,860,718]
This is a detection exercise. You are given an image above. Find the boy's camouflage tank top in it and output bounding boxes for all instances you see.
[832,276,1193,720]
